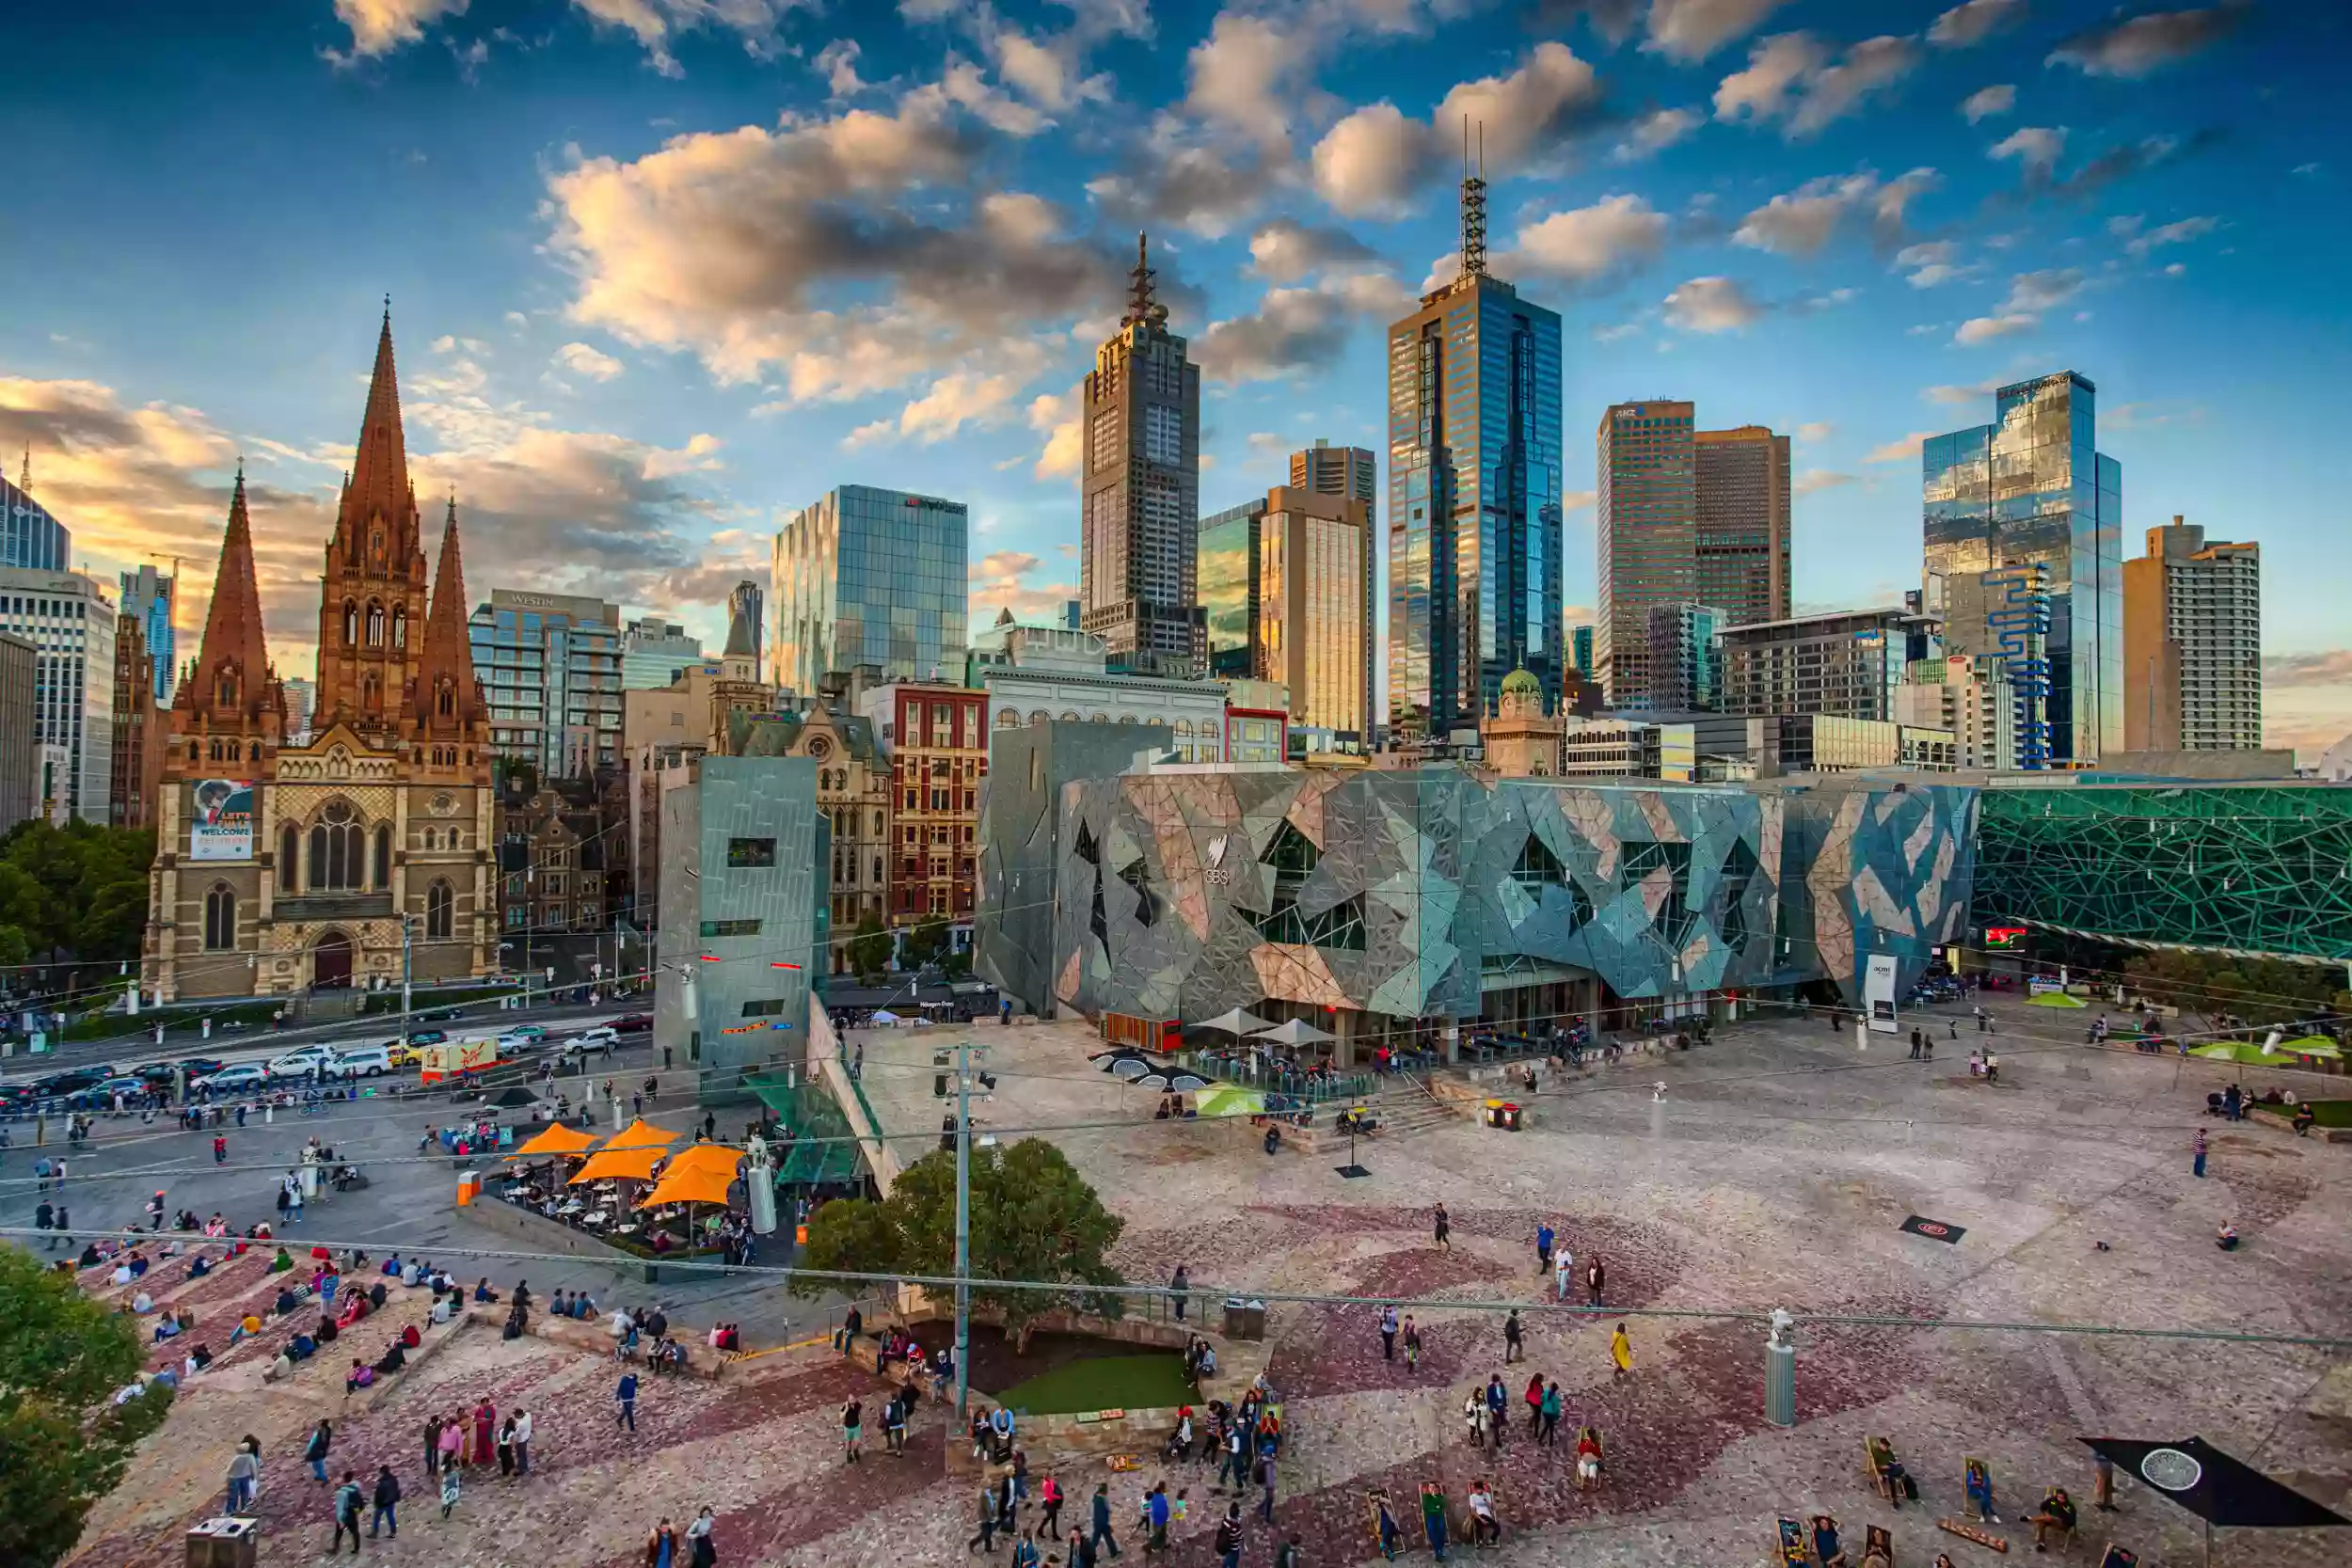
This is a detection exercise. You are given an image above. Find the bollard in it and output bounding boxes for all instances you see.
[1765,1308,1796,1428]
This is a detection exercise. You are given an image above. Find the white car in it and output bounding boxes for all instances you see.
[196,1064,271,1095]
[328,1045,393,1078]
[267,1045,335,1079]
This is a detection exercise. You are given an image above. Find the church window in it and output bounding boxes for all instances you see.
[310,801,365,891]
[278,825,299,893]
[366,603,386,646]
[421,828,437,851]
[425,879,453,941]
[373,825,392,887]
[363,673,381,712]
[392,607,407,649]
[217,669,238,706]
[343,601,358,644]
[437,681,453,720]
[203,884,236,951]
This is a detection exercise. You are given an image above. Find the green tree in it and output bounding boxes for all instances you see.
[901,917,951,971]
[0,1247,175,1566]
[844,917,894,985]
[796,1138,1126,1350]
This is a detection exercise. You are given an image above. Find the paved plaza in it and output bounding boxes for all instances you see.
[54,990,2352,1565]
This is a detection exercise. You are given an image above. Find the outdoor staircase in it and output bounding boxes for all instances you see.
[1286,1075,1468,1153]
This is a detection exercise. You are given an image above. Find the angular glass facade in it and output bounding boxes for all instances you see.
[1388,273,1564,736]
[1923,372,2122,766]
[1197,499,1263,680]
[2,472,72,573]
[773,484,969,697]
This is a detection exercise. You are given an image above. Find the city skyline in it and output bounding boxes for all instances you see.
[0,1,2345,754]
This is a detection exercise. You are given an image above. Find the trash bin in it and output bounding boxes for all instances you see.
[453,1170,481,1208]
[186,1516,259,1568]
[1222,1296,1267,1340]
[1483,1100,1521,1131]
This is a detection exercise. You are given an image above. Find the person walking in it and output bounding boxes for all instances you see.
[1585,1255,1606,1308]
[1256,1453,1277,1525]
[1169,1262,1190,1322]
[34,1198,54,1249]
[306,1418,335,1483]
[1403,1316,1422,1370]
[1089,1481,1122,1560]
[1378,1304,1398,1361]
[1534,1221,1554,1274]
[1216,1414,1247,1492]
[215,1134,228,1164]
[645,1518,682,1567]
[1034,1474,1065,1542]
[2193,1128,2208,1179]
[1502,1310,1523,1363]
[512,1408,532,1475]
[1432,1201,1451,1249]
[497,1415,517,1477]
[841,1398,863,1463]
[328,1471,363,1554]
[422,1416,443,1482]
[1909,1029,1922,1060]
[970,1482,1002,1554]
[225,1444,260,1514]
[368,1464,400,1539]
[1539,1380,1564,1445]
[1610,1323,1633,1381]
[616,1370,640,1432]
[438,1453,461,1520]
[1212,1503,1244,1568]
[686,1507,719,1568]
[1552,1245,1572,1303]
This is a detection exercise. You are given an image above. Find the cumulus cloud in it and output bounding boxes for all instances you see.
[1662,276,1765,333]
[812,38,866,97]
[1864,431,1934,463]
[1793,469,1855,497]
[1310,43,1605,214]
[1027,389,1082,481]
[1185,12,1306,156]
[330,0,469,61]
[1247,219,1381,281]
[2048,4,2247,78]
[2049,130,2217,199]
[1089,130,1275,238]
[1310,103,1438,216]
[1923,378,2002,405]
[1990,124,2068,181]
[1498,195,1670,290]
[1612,106,1702,162]
[1645,0,1790,62]
[842,367,1031,449]
[969,548,1079,623]
[1999,267,2084,313]
[1929,0,2026,48]
[1198,272,1414,385]
[2265,650,2352,689]
[554,341,625,382]
[1895,240,1970,288]
[570,0,798,78]
[1954,312,2037,344]
[1961,83,2015,122]
[1733,168,1933,255]
[1715,31,1921,137]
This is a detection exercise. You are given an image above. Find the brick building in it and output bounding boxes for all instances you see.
[859,680,986,944]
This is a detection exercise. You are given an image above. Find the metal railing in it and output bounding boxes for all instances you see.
[1177,1050,1375,1104]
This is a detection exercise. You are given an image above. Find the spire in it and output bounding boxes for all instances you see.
[341,302,415,547]
[414,494,485,734]
[1123,230,1157,326]
[1458,117,1487,283]
[16,448,26,497]
[185,463,275,720]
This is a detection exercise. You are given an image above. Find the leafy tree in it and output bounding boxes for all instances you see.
[901,917,951,971]
[0,1247,175,1566]
[796,1138,1126,1350]
[2122,949,2350,1030]
[844,917,893,985]
[0,822,154,997]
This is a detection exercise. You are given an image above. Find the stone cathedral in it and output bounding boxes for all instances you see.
[142,310,496,1000]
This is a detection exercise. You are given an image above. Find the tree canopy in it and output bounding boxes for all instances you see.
[0,1247,175,1566]
[796,1137,1126,1348]
[2122,949,2352,1030]
[0,819,154,974]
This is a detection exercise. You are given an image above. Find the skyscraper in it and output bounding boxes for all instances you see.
[1597,404,1792,709]
[1570,624,1594,680]
[119,564,176,703]
[772,484,970,697]
[1924,371,2122,767]
[1645,602,1724,713]
[1387,145,1564,737]
[1197,497,1266,681]
[467,589,625,776]
[1693,425,1790,627]
[0,566,115,820]
[1,457,71,573]
[727,578,764,680]
[2122,515,2261,752]
[1081,234,1204,673]
[1292,440,1376,505]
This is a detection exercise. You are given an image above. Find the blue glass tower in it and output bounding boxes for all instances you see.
[1387,161,1564,739]
[1923,372,2122,767]
[2,465,72,573]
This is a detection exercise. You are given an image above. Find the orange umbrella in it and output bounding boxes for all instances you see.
[636,1162,737,1209]
[568,1119,677,1184]
[508,1122,598,1159]
[661,1143,743,1176]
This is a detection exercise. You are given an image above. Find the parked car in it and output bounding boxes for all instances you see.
[31,1068,110,1097]
[502,1023,548,1043]
[329,1045,394,1078]
[405,1029,450,1047]
[194,1064,271,1095]
[612,1013,653,1035]
[175,1056,227,1081]
[267,1045,336,1079]
[94,1075,150,1100]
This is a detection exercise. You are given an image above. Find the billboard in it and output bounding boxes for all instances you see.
[1984,926,2026,950]
[189,780,256,862]
[1865,954,1900,1034]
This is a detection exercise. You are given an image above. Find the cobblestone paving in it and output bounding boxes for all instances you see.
[67,995,2352,1566]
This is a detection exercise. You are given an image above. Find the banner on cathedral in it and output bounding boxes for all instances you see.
[190,780,256,861]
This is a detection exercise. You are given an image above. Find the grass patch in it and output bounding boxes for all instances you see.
[63,999,282,1042]
[2026,991,2088,1008]
[358,983,523,1016]
[2304,1101,2352,1129]
[995,1354,1192,1417]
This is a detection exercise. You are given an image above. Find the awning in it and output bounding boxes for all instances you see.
[777,1137,863,1185]
[508,1122,598,1159]
[636,1163,737,1209]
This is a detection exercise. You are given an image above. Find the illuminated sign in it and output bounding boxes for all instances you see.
[1984,927,2026,950]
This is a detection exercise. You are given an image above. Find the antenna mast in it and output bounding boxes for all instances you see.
[1459,117,1487,283]
[1124,231,1158,326]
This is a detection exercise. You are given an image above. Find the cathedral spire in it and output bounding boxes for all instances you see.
[413,493,485,734]
[342,302,414,549]
[184,463,275,722]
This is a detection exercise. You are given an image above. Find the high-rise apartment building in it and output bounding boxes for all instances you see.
[1895,654,2019,771]
[1923,371,2122,768]
[1693,426,1791,627]
[0,566,116,820]
[1388,163,1564,736]
[1292,440,1376,504]
[1715,606,1937,722]
[773,484,970,696]
[621,616,704,689]
[1645,602,1725,713]
[467,589,625,777]
[281,676,316,742]
[1,463,71,572]
[2122,516,2262,752]
[1597,404,1793,709]
[119,564,175,704]
[0,634,35,832]
[1081,235,1204,672]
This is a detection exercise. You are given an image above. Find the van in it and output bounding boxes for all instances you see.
[328,1045,393,1079]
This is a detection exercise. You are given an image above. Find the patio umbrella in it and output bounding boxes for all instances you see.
[508,1121,598,1160]
[1193,1085,1265,1118]
[1167,1071,1212,1092]
[569,1118,677,1184]
[869,1009,903,1024]
[637,1162,736,1210]
[2080,1436,2346,1564]
[1131,1071,1175,1090]
[1252,1018,1336,1047]
[1194,1006,1274,1039]
[663,1143,745,1176]
[1091,1048,1160,1078]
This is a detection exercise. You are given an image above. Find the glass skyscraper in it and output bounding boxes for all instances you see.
[1923,372,2122,767]
[772,483,969,696]
[2,469,71,573]
[119,564,175,702]
[1386,195,1564,737]
[1197,497,1265,680]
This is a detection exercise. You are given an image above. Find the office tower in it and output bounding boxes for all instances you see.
[1198,498,1267,679]
[110,611,162,829]
[1595,401,1695,708]
[119,564,176,703]
[1923,371,2122,767]
[1895,654,2019,770]
[1260,486,1375,742]
[0,566,115,819]
[1716,605,1937,721]
[1292,440,1376,504]
[1080,234,1204,672]
[621,616,704,689]
[1570,623,1594,679]
[726,578,764,677]
[2122,515,2262,752]
[1,457,71,572]
[774,484,970,696]
[466,589,625,776]
[1388,152,1564,737]
[1645,602,1725,713]
[1693,426,1790,626]
[282,676,316,742]
[0,634,33,832]
[1062,599,1082,630]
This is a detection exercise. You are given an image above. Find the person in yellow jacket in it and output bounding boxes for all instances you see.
[1609,1323,1633,1381]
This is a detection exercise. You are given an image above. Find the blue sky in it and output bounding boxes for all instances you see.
[2,0,2345,752]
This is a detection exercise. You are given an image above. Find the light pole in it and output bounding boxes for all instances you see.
[954,1033,972,1422]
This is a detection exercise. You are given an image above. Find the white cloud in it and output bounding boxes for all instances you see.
[1961,83,2015,122]
[330,0,468,60]
[1895,240,1970,288]
[1922,379,2001,405]
[1185,12,1302,155]
[1499,194,1669,288]
[1247,219,1382,282]
[2126,214,2218,256]
[554,341,625,382]
[1715,31,1921,137]
[1795,421,1834,442]
[1662,276,1765,334]
[570,0,798,78]
[1990,124,2067,179]
[1733,168,1932,256]
[1310,103,1436,216]
[845,367,1030,449]
[1645,0,1789,63]
[1999,267,2083,312]
[813,38,866,97]
[1864,431,1934,463]
[1954,312,2037,344]
[1612,106,1702,162]
[968,547,1081,623]
[1434,42,1605,172]
[2049,5,2247,79]
[1199,272,1415,385]
[1929,0,2026,49]
[1794,468,1855,496]
[1027,389,1082,481]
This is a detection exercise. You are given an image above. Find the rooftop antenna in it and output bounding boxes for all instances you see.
[18,447,28,498]
[1124,231,1157,326]
[1459,117,1487,283]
